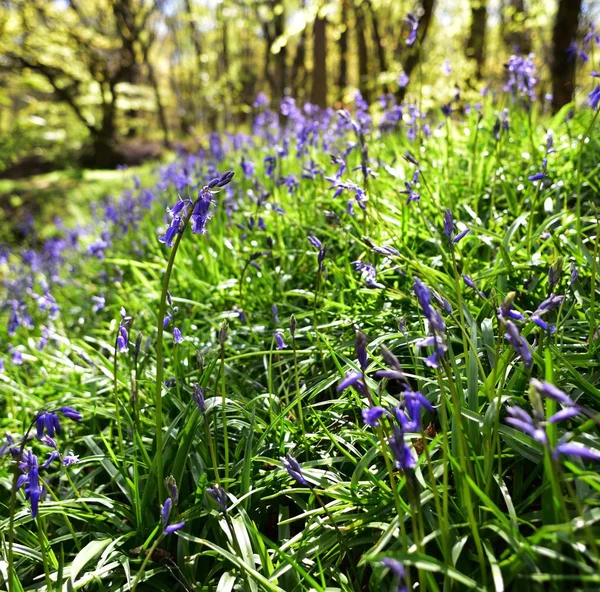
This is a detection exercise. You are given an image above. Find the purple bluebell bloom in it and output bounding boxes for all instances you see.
[173,327,183,344]
[338,371,366,394]
[389,427,416,470]
[504,320,533,368]
[589,86,600,110]
[505,406,547,444]
[554,441,600,461]
[192,383,205,413]
[274,331,287,350]
[281,453,308,486]
[206,484,228,512]
[443,210,453,239]
[398,72,409,88]
[362,406,386,426]
[63,452,79,467]
[405,12,419,47]
[381,558,408,592]
[528,172,545,182]
[453,228,471,244]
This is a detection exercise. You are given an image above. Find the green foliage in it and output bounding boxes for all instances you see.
[1,96,600,591]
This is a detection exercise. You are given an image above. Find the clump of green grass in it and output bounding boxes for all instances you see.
[1,81,600,592]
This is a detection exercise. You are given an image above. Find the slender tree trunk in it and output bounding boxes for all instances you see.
[355,1,370,103]
[466,0,487,79]
[147,61,170,147]
[396,0,436,103]
[337,0,349,100]
[310,13,328,108]
[291,23,308,100]
[365,0,388,93]
[183,0,203,71]
[274,4,287,98]
[551,0,583,112]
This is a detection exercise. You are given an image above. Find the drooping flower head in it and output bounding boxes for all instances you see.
[281,453,309,486]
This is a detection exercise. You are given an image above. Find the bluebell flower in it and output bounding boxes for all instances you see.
[337,371,366,394]
[42,450,60,469]
[274,331,287,350]
[503,320,533,368]
[352,261,383,288]
[462,274,486,298]
[92,294,105,313]
[453,228,471,244]
[443,209,453,239]
[528,172,545,182]
[498,293,524,321]
[589,85,600,110]
[192,383,205,413]
[553,440,600,462]
[504,53,538,101]
[362,406,386,426]
[161,496,185,535]
[405,12,419,47]
[281,453,308,486]
[206,484,228,512]
[566,41,589,62]
[400,180,420,204]
[505,406,547,444]
[20,451,41,518]
[173,327,183,344]
[63,452,79,467]
[166,476,179,505]
[381,558,408,592]
[36,411,61,439]
[398,72,410,88]
[389,427,416,470]
[355,331,369,372]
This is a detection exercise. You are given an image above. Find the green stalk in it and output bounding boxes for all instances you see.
[154,202,197,502]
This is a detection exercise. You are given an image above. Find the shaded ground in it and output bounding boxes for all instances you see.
[0,158,167,244]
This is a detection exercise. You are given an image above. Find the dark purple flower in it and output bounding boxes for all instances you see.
[400,180,420,204]
[192,383,205,413]
[389,427,416,470]
[530,379,575,407]
[453,228,471,244]
[42,450,60,469]
[504,320,532,368]
[161,497,172,528]
[356,331,369,371]
[281,453,308,486]
[589,86,600,110]
[206,484,228,512]
[308,235,322,249]
[528,172,545,182]
[164,522,186,535]
[405,12,419,47]
[338,371,366,394]
[59,407,82,423]
[36,411,61,440]
[443,210,453,239]
[362,406,386,426]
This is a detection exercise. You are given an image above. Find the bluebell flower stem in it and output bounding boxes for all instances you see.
[154,201,196,502]
[112,332,126,458]
[131,534,164,592]
[220,344,229,485]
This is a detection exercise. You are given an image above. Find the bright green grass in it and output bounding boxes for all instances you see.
[1,101,600,592]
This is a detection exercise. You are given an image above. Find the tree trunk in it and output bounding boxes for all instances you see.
[366,0,388,93]
[396,0,436,103]
[337,0,349,101]
[147,61,170,147]
[551,0,583,112]
[291,23,308,100]
[274,4,287,98]
[310,14,328,108]
[355,1,370,103]
[466,0,487,79]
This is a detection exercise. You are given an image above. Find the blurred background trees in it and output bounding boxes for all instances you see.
[0,0,598,172]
